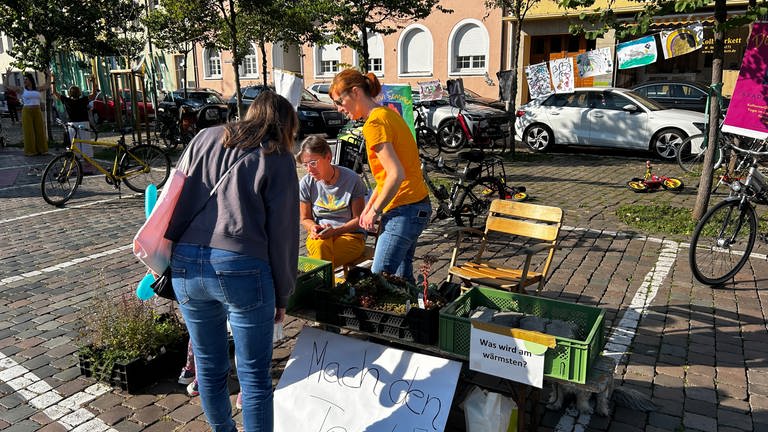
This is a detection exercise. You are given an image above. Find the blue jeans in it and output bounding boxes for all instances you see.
[372,199,431,284]
[171,244,275,432]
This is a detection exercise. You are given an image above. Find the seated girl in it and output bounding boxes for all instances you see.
[297,136,367,268]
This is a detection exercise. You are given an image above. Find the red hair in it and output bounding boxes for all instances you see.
[330,69,382,98]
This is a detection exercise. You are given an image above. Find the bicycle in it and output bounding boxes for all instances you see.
[41,119,171,206]
[413,101,440,158]
[435,106,510,155]
[688,141,768,285]
[420,149,527,227]
[626,160,684,193]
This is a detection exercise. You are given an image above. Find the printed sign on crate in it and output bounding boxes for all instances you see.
[469,321,552,388]
[274,327,462,432]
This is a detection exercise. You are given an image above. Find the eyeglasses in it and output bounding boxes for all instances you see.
[332,92,348,107]
[301,159,321,169]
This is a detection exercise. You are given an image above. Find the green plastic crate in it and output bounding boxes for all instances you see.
[439,286,605,384]
[287,257,332,311]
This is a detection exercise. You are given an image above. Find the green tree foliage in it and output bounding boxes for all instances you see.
[324,0,452,73]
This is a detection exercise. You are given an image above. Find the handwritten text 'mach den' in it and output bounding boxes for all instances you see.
[308,341,444,429]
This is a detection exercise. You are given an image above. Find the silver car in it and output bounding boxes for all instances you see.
[414,96,511,151]
[515,88,706,159]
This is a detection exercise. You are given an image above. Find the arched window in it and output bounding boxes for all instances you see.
[367,33,384,76]
[448,20,489,75]
[398,25,433,77]
[240,43,259,78]
[313,42,341,78]
[204,47,222,79]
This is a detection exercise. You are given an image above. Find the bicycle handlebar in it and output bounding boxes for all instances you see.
[730,139,768,157]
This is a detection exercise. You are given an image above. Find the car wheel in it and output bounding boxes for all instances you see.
[652,128,685,160]
[523,124,553,152]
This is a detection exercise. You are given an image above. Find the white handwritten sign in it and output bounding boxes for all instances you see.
[469,324,547,388]
[274,327,462,432]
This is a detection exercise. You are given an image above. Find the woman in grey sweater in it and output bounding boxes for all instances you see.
[166,91,299,432]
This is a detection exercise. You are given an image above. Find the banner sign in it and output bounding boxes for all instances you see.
[660,23,705,59]
[469,323,547,388]
[722,22,768,140]
[381,84,416,139]
[273,69,303,109]
[576,47,613,78]
[617,35,658,69]
[525,62,553,99]
[274,327,462,432]
[417,80,445,102]
[550,57,575,93]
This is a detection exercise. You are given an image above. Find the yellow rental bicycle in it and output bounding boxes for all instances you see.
[41,120,171,206]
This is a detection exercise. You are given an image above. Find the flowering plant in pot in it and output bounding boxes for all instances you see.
[77,292,187,392]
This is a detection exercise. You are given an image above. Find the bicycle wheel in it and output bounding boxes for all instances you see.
[689,199,757,285]
[453,176,504,227]
[661,177,684,191]
[121,144,171,193]
[677,134,724,175]
[417,126,440,159]
[437,119,468,154]
[626,178,648,193]
[41,152,82,206]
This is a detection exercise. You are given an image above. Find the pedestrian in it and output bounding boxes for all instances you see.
[296,135,367,269]
[330,69,432,284]
[5,87,20,124]
[51,75,99,174]
[165,91,299,432]
[4,68,50,156]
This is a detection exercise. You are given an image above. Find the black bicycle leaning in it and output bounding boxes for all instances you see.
[688,140,768,285]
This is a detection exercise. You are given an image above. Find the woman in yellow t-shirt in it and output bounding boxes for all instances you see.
[330,69,431,284]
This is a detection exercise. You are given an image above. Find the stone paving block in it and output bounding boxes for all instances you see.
[0,392,24,409]
[111,420,144,432]
[0,403,39,424]
[96,405,133,426]
[647,412,682,430]
[175,419,213,432]
[30,410,55,425]
[132,404,166,426]
[123,394,157,410]
[683,411,718,432]
[169,404,204,423]
[3,420,42,432]
[155,393,190,411]
[38,422,68,432]
[717,406,754,431]
[89,393,125,412]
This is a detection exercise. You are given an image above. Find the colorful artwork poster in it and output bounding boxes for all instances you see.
[722,22,768,140]
[576,47,613,78]
[417,80,445,101]
[381,84,415,139]
[549,57,575,94]
[661,23,705,59]
[525,62,553,99]
[617,35,658,69]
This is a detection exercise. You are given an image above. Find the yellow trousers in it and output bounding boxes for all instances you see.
[22,107,48,156]
[306,232,365,268]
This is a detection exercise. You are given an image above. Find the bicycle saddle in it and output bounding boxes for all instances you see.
[457,149,486,163]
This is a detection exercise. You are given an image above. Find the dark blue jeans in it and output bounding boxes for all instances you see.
[172,244,275,432]
[371,199,431,284]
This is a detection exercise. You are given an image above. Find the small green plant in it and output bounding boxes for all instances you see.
[78,292,185,383]
[616,204,697,236]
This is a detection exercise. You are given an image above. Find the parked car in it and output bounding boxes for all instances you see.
[227,85,345,137]
[463,88,507,111]
[515,87,706,159]
[631,81,729,113]
[307,82,332,103]
[91,89,155,124]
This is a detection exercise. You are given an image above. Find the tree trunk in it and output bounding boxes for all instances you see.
[507,16,522,144]
[229,0,243,121]
[360,26,370,74]
[692,0,727,220]
[260,41,268,88]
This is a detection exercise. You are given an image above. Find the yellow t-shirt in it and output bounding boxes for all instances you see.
[362,106,429,211]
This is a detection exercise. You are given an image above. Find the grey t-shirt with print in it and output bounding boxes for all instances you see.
[299,166,366,229]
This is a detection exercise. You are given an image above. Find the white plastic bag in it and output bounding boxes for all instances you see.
[461,385,518,432]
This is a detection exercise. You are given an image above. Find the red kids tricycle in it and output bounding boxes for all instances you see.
[627,160,684,193]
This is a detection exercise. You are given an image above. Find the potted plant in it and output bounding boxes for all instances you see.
[77,292,187,393]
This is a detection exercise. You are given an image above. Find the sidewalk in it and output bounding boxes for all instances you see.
[0,115,766,431]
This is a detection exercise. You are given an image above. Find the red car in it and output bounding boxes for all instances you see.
[90,89,155,124]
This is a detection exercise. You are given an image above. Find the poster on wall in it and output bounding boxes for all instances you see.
[576,47,614,78]
[525,62,553,99]
[417,80,445,102]
[722,22,768,140]
[660,23,705,59]
[381,84,416,139]
[274,328,462,432]
[616,35,658,69]
[549,57,575,93]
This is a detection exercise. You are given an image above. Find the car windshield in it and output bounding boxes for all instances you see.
[302,90,319,102]
[623,90,666,111]
[174,91,224,104]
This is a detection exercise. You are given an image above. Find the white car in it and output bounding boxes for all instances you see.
[308,82,332,103]
[515,87,706,159]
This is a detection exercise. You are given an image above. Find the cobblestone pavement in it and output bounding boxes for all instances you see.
[1,116,767,432]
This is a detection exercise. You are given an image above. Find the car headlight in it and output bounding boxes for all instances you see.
[299,110,320,117]
[693,122,706,132]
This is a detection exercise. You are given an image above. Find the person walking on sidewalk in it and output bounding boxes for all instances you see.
[165,91,299,432]
[51,75,99,173]
[4,68,50,156]
[330,69,431,284]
